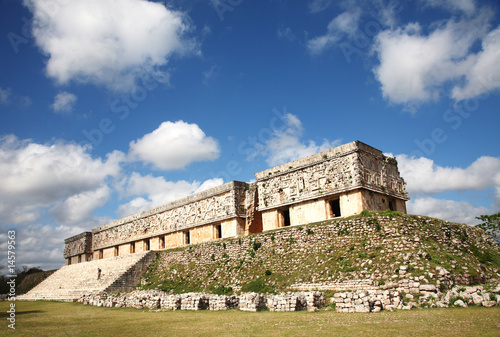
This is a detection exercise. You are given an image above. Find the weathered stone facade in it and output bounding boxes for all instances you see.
[254,141,408,231]
[65,141,409,265]
[64,232,93,265]
[91,181,247,261]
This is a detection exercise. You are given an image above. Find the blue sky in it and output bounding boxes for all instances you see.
[1,0,500,271]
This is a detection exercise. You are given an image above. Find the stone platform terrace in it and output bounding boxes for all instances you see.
[18,251,156,302]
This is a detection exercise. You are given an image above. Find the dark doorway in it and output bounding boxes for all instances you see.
[389,199,396,211]
[184,231,191,245]
[282,209,291,227]
[130,242,135,254]
[329,199,341,218]
[145,239,150,251]
[216,224,222,239]
[160,236,165,249]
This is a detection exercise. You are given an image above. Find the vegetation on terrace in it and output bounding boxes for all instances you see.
[139,211,500,295]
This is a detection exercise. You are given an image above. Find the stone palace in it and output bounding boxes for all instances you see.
[64,140,409,265]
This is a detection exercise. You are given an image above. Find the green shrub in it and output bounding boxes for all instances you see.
[380,209,401,217]
[264,269,272,276]
[360,209,371,217]
[208,284,233,295]
[253,242,262,251]
[241,279,275,294]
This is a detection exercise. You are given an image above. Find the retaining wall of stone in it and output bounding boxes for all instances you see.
[78,290,325,312]
[332,290,403,313]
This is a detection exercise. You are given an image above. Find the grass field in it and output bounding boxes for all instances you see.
[1,301,500,336]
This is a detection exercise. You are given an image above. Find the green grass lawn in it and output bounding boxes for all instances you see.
[1,301,499,337]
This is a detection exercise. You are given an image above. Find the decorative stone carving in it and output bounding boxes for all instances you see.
[92,182,247,250]
[64,232,92,258]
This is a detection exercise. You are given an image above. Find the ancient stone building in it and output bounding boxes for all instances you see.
[64,141,409,265]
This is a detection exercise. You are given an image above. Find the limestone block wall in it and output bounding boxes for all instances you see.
[190,223,217,244]
[254,141,408,232]
[255,147,358,211]
[92,181,247,251]
[164,232,187,249]
[254,141,408,215]
[64,232,93,264]
[359,189,407,214]
[358,150,406,198]
[289,198,328,227]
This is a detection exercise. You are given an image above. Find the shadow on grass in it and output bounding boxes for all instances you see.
[0,310,44,318]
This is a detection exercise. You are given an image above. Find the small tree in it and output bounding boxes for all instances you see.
[477,212,500,245]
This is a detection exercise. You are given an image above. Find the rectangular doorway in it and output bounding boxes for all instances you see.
[216,224,222,239]
[184,231,191,245]
[329,199,341,218]
[280,208,291,227]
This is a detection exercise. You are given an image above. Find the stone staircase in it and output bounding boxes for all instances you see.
[18,251,157,302]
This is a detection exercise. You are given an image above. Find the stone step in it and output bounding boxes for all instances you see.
[19,251,156,301]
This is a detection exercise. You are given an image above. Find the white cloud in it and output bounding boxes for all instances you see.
[203,65,219,86]
[372,8,498,104]
[128,121,220,170]
[49,185,111,225]
[307,9,361,55]
[393,153,500,224]
[0,135,124,225]
[396,154,500,205]
[24,0,197,92]
[117,172,223,217]
[0,223,86,271]
[0,87,11,104]
[452,26,500,100]
[407,197,489,225]
[421,0,476,14]
[52,91,77,114]
[248,113,341,167]
[0,86,32,108]
[308,0,332,13]
[277,27,295,42]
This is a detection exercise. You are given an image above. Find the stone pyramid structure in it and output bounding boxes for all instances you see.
[18,251,156,302]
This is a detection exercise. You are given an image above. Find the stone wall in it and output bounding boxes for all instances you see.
[64,232,93,263]
[146,214,500,295]
[78,290,326,312]
[78,284,500,313]
[332,290,403,312]
[254,141,408,215]
[92,181,247,251]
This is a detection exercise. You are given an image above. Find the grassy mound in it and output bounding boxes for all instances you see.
[140,212,500,294]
